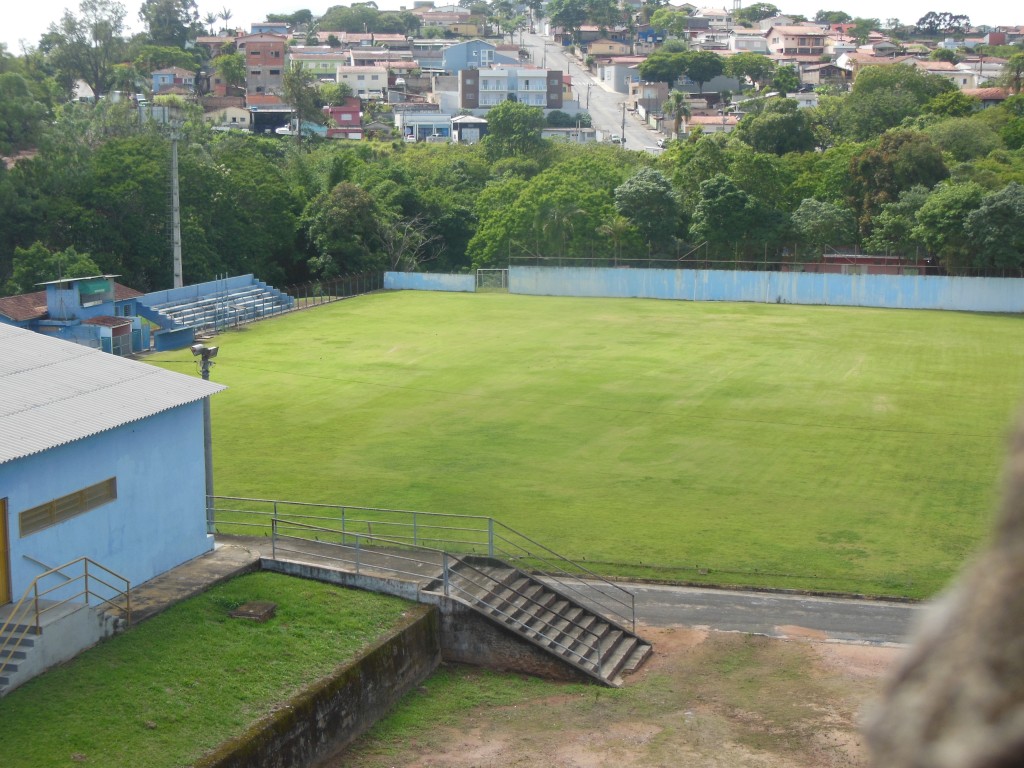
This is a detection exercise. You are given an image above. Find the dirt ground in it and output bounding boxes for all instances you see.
[337,624,906,768]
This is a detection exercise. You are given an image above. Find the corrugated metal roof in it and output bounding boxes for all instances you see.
[0,324,226,465]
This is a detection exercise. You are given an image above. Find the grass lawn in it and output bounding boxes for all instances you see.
[149,292,1024,598]
[0,573,411,768]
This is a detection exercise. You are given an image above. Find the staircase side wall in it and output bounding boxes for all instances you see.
[425,594,593,684]
[2,605,119,695]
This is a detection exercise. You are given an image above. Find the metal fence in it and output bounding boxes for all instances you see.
[282,272,384,309]
[208,496,637,632]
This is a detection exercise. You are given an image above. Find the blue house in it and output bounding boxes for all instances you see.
[0,275,148,355]
[0,322,225,616]
[441,39,517,74]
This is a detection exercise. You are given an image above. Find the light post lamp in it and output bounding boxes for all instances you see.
[192,343,219,531]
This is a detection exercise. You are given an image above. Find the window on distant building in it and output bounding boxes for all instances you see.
[20,478,118,537]
[270,69,280,75]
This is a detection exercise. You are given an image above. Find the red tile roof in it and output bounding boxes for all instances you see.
[83,315,133,328]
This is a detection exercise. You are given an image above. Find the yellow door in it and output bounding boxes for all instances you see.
[1,499,10,605]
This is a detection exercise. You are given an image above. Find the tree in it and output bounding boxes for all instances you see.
[319,81,354,107]
[483,99,546,160]
[734,2,778,25]
[689,173,777,259]
[862,185,931,256]
[546,0,589,44]
[613,167,680,251]
[648,7,691,39]
[814,10,852,24]
[638,50,688,86]
[849,17,879,43]
[4,242,100,295]
[790,198,857,257]
[912,181,985,271]
[923,117,1001,162]
[682,50,724,94]
[212,51,245,91]
[303,182,385,277]
[771,65,799,96]
[282,62,323,146]
[930,47,959,63]
[848,130,949,234]
[43,0,128,100]
[203,12,218,34]
[1003,53,1024,95]
[735,97,814,155]
[923,89,979,117]
[219,6,233,31]
[965,182,1024,272]
[724,51,776,91]
[663,90,690,138]
[0,73,47,155]
[839,64,955,141]
[915,11,971,36]
[596,215,639,265]
[138,0,202,47]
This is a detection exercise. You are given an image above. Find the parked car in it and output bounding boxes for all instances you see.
[610,133,626,144]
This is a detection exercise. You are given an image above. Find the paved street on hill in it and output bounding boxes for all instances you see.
[521,30,666,153]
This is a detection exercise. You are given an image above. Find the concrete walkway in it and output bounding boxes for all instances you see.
[125,535,922,645]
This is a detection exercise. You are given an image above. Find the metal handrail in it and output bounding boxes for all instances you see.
[268,519,607,670]
[211,495,638,631]
[0,557,131,680]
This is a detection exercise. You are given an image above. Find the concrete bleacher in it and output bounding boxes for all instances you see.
[139,275,295,339]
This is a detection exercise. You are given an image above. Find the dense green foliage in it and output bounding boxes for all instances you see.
[151,292,1024,599]
[3,15,1024,292]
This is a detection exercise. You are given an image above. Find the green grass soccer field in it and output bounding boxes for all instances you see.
[150,292,1024,598]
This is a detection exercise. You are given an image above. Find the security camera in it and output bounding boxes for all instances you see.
[191,343,205,356]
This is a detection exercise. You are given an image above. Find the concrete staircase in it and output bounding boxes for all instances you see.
[0,622,37,694]
[427,557,652,687]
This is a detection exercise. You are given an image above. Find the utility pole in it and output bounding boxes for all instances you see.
[621,102,626,141]
[192,343,219,532]
[170,125,183,288]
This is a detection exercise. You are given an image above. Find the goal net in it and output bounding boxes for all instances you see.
[476,268,509,292]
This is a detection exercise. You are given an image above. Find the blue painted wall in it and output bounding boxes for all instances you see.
[385,272,476,292]
[509,266,1024,313]
[1,402,213,599]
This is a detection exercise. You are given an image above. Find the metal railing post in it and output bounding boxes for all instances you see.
[413,511,418,547]
[488,518,494,557]
[355,536,361,573]
[84,561,90,605]
[271,517,277,559]
[33,584,40,633]
[443,552,450,596]
[342,507,346,535]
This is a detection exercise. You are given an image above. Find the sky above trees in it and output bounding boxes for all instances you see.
[3,0,1020,53]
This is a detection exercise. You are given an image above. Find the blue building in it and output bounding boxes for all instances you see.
[0,275,148,355]
[0,323,225,612]
[441,39,517,74]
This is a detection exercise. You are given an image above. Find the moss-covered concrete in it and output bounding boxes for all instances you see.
[194,604,440,768]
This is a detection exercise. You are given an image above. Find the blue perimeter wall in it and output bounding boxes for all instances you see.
[509,267,1024,313]
[385,272,475,292]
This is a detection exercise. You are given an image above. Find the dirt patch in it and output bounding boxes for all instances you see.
[336,624,901,768]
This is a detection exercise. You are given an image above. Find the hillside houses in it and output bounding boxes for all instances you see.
[126,7,1021,144]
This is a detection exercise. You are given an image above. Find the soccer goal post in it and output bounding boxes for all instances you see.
[476,268,509,292]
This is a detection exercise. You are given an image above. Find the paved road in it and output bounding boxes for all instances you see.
[627,582,924,645]
[521,30,664,153]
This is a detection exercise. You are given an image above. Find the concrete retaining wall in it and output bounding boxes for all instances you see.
[510,266,1024,313]
[422,593,592,683]
[384,272,475,292]
[194,604,440,768]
